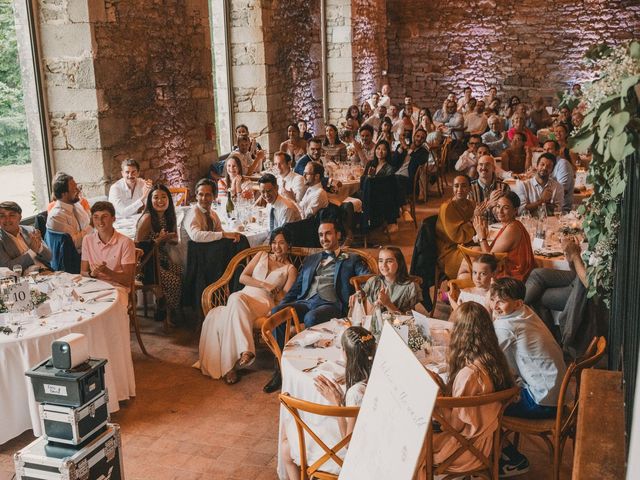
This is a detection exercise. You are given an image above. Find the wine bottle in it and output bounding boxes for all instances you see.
[226,194,235,218]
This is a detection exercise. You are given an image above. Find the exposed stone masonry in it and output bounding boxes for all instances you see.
[385,0,640,110]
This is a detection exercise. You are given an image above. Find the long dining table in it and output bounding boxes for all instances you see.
[0,273,135,445]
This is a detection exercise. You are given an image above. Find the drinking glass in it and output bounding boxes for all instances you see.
[12,264,22,278]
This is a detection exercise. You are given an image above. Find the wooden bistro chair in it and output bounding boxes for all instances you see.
[408,163,427,230]
[502,336,607,480]
[129,248,150,356]
[279,393,360,480]
[457,245,508,275]
[134,242,167,332]
[260,306,303,366]
[168,186,189,206]
[438,137,452,192]
[422,371,521,480]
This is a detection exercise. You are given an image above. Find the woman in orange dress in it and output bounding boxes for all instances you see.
[435,175,476,279]
[473,191,534,281]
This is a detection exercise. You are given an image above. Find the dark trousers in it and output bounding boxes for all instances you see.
[272,294,342,349]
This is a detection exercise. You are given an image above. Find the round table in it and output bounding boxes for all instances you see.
[0,274,135,445]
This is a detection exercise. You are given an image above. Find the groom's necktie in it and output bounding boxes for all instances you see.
[269,207,275,231]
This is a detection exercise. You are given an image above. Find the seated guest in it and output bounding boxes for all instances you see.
[449,254,498,311]
[374,116,395,146]
[469,155,510,223]
[279,123,308,163]
[429,302,515,475]
[525,236,588,333]
[264,220,370,392]
[482,114,509,157]
[362,104,388,132]
[543,140,575,213]
[183,178,241,243]
[464,99,488,135]
[507,113,538,148]
[393,127,430,225]
[258,174,301,230]
[379,83,391,107]
[197,227,297,384]
[484,86,498,106]
[417,107,436,134]
[322,124,348,163]
[454,134,483,178]
[388,104,404,142]
[297,119,312,141]
[433,99,464,141]
[556,106,573,133]
[501,95,521,123]
[401,95,420,125]
[135,184,183,323]
[298,161,329,219]
[281,326,376,478]
[294,136,323,176]
[352,124,376,166]
[491,278,567,474]
[528,97,552,133]
[47,173,92,252]
[435,175,475,280]
[344,105,362,132]
[472,191,534,281]
[273,151,306,203]
[363,140,395,178]
[552,123,579,168]
[108,158,152,218]
[208,124,263,179]
[0,201,51,271]
[81,201,135,290]
[500,132,530,174]
[235,135,264,175]
[352,245,423,314]
[515,153,564,216]
[361,100,373,120]
[457,86,474,113]
[224,154,253,200]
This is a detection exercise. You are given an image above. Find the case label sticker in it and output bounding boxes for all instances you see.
[44,384,68,396]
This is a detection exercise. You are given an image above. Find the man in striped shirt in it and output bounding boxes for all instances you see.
[469,155,510,222]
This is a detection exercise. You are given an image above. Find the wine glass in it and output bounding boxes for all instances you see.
[12,264,22,278]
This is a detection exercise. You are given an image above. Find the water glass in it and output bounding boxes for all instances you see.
[12,264,23,278]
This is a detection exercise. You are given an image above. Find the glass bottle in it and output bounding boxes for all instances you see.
[371,303,383,342]
[225,194,235,219]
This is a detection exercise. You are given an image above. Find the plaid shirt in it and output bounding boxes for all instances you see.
[469,176,510,222]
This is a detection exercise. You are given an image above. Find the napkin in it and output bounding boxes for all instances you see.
[315,360,345,378]
[292,331,327,347]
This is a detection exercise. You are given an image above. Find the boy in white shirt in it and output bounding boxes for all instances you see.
[449,254,497,311]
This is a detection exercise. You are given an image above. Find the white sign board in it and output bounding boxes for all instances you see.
[5,281,31,311]
[339,322,440,480]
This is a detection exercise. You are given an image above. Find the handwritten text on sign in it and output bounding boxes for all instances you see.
[5,281,32,311]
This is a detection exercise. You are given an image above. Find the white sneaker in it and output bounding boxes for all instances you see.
[388,223,399,233]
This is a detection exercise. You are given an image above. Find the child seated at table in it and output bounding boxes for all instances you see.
[448,254,498,312]
[279,326,377,479]
[490,277,567,475]
[423,302,515,476]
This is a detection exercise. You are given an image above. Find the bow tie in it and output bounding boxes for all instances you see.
[321,251,336,259]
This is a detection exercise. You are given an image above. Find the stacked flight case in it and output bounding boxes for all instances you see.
[14,357,125,480]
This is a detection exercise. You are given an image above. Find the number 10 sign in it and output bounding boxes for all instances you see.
[5,281,32,311]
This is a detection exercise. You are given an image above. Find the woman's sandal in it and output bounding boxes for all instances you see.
[238,352,255,368]
[224,370,239,385]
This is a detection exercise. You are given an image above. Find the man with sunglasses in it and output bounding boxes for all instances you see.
[454,134,483,177]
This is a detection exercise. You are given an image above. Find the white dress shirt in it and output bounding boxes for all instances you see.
[277,170,307,203]
[46,200,92,250]
[551,157,575,213]
[108,178,146,218]
[298,183,328,219]
[515,176,564,215]
[182,204,224,242]
[455,150,478,173]
[464,112,488,134]
[267,195,302,230]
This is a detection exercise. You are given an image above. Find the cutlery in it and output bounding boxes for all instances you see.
[302,359,326,373]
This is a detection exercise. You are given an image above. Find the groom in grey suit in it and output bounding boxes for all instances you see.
[0,201,51,270]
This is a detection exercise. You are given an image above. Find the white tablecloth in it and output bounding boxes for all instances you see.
[0,274,135,445]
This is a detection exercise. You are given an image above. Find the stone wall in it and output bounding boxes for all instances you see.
[264,0,323,141]
[352,0,387,105]
[93,0,216,189]
[37,0,216,196]
[386,0,640,110]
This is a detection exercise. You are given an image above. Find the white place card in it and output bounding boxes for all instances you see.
[5,281,32,311]
[339,323,439,480]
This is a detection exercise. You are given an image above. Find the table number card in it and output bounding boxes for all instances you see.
[5,281,32,311]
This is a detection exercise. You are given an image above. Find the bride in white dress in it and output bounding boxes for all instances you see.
[197,228,297,384]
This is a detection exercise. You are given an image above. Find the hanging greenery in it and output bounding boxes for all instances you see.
[569,41,640,306]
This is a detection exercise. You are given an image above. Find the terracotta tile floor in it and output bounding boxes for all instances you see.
[0,187,573,479]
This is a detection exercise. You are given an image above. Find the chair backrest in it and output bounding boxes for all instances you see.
[261,306,302,365]
[279,393,360,480]
[201,245,378,315]
[44,231,81,274]
[425,385,521,478]
[33,211,48,238]
[439,137,452,171]
[169,187,189,206]
[132,248,144,292]
[550,336,606,451]
[457,244,508,274]
[135,241,161,287]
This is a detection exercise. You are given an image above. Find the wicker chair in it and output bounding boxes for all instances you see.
[168,187,189,206]
[201,246,378,339]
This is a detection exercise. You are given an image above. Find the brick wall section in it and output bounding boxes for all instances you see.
[352,0,388,106]
[386,0,640,110]
[264,0,323,142]
[93,0,216,190]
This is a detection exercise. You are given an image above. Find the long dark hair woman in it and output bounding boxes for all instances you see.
[135,184,183,324]
[363,140,394,178]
